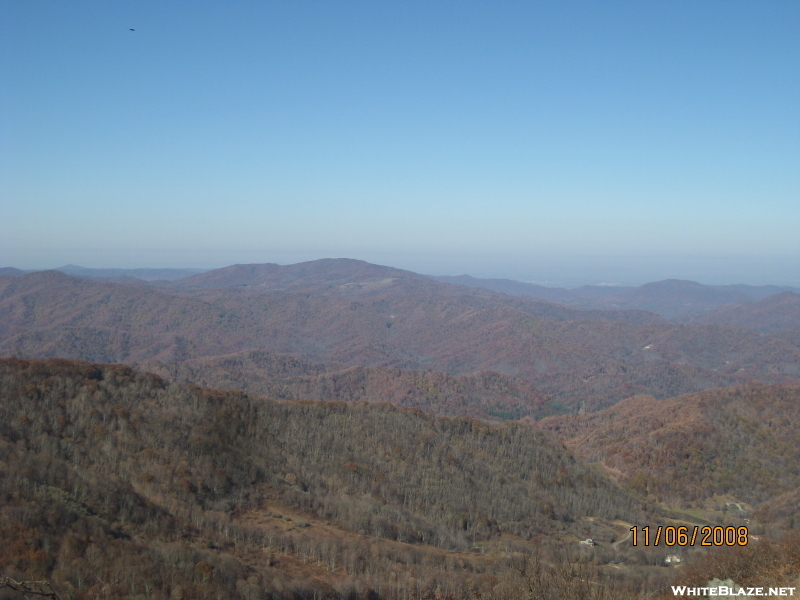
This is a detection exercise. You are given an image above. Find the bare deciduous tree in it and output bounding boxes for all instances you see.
[0,576,62,600]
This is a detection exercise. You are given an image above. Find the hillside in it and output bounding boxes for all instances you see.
[0,270,241,363]
[139,349,552,420]
[687,291,800,334]
[595,280,754,319]
[430,274,580,302]
[751,487,800,533]
[774,329,800,351]
[166,258,435,294]
[436,274,800,320]
[2,262,800,412]
[538,383,800,506]
[0,358,650,599]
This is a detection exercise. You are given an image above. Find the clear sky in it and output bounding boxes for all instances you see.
[2,1,798,286]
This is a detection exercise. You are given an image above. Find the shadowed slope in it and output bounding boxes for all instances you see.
[0,357,650,599]
[139,349,552,420]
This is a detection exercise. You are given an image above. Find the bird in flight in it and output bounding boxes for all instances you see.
[130,28,135,31]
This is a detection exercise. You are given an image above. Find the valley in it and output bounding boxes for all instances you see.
[1,260,800,599]
[2,260,799,413]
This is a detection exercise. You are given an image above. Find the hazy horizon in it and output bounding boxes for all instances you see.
[4,254,799,289]
[2,2,798,288]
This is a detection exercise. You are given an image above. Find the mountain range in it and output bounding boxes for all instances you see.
[432,274,800,320]
[11,262,798,322]
[3,257,800,597]
[2,259,799,413]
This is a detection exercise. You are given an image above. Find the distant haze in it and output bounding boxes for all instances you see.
[1,2,798,287]
[2,255,798,288]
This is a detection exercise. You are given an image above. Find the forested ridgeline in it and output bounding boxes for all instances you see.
[686,291,800,334]
[538,383,800,507]
[9,263,799,323]
[0,358,653,600]
[3,267,800,414]
[433,275,800,322]
[138,349,552,421]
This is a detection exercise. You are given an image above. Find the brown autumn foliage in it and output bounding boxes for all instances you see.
[751,488,800,534]
[3,264,799,415]
[1,357,657,600]
[139,349,552,421]
[675,532,800,592]
[434,276,800,320]
[687,291,800,334]
[538,383,800,506]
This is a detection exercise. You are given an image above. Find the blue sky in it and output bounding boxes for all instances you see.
[2,1,798,285]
